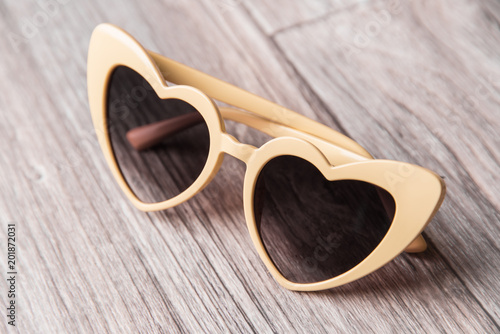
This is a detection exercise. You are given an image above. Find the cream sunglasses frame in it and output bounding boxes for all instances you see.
[87,24,446,291]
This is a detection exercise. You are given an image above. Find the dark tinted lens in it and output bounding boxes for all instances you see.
[107,66,210,203]
[254,156,395,284]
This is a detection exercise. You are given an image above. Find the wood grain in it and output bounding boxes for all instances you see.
[0,0,498,333]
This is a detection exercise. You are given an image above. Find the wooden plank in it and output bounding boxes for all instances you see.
[244,0,334,35]
[0,0,497,332]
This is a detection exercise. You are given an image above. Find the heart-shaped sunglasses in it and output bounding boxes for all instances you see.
[87,24,445,291]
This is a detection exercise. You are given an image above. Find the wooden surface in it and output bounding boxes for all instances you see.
[1,0,499,332]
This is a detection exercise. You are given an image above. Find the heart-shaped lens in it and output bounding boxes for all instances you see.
[107,66,210,203]
[254,155,395,283]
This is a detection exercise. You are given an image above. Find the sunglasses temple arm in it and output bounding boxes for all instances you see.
[125,107,368,164]
[125,105,374,168]
[148,51,372,159]
[405,235,427,253]
[126,112,204,150]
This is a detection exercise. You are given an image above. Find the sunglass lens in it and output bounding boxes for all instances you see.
[106,66,210,203]
[254,155,395,284]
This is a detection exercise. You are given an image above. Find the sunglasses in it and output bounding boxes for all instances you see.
[87,24,446,291]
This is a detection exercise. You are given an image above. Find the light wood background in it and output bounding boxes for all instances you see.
[1,0,499,333]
